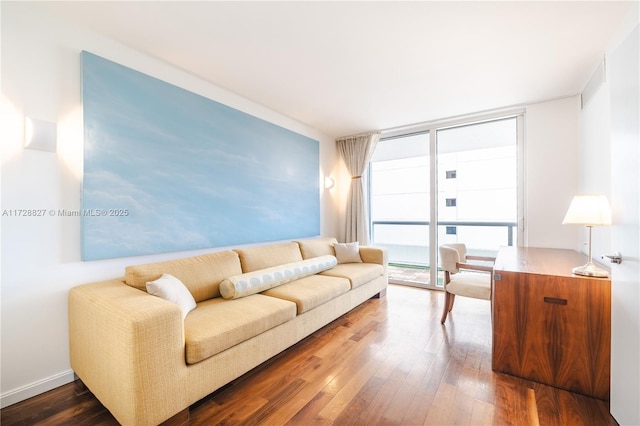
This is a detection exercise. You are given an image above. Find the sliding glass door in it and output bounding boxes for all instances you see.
[370,115,522,288]
[370,132,431,283]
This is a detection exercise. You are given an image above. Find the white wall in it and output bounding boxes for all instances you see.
[0,3,338,407]
[590,4,640,423]
[578,63,612,259]
[524,96,582,248]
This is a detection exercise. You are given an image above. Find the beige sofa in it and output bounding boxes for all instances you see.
[68,237,387,425]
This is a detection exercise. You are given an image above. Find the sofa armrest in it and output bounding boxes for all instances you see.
[69,279,188,426]
[359,246,388,267]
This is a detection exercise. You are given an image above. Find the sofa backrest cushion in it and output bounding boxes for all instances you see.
[220,255,338,299]
[296,237,338,259]
[234,242,303,273]
[125,251,242,302]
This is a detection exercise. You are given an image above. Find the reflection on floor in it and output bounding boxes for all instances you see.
[388,264,433,287]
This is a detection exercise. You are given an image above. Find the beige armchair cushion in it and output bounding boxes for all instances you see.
[446,273,492,300]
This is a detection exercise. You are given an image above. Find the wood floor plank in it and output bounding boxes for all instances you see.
[469,399,495,425]
[527,388,541,426]
[349,319,380,342]
[556,387,617,426]
[514,378,536,425]
[303,327,381,397]
[238,378,309,426]
[492,372,520,425]
[402,350,437,390]
[316,355,387,421]
[190,396,267,426]
[447,387,476,425]
[418,349,450,394]
[284,391,333,426]
[330,376,385,425]
[1,284,618,426]
[530,382,561,426]
[356,367,409,425]
[402,388,435,425]
[378,379,418,424]
[423,382,457,425]
[474,349,497,404]
[261,329,380,426]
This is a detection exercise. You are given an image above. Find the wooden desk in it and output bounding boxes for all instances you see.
[492,246,611,400]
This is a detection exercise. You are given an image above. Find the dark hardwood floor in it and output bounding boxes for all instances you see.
[1,284,617,425]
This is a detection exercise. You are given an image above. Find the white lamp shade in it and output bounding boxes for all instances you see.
[562,195,612,226]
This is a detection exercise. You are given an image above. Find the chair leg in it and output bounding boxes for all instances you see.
[441,291,451,324]
[449,294,456,312]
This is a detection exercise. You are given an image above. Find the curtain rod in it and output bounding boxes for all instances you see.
[335,130,381,142]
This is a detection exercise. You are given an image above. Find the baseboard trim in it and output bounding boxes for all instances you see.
[1,370,75,409]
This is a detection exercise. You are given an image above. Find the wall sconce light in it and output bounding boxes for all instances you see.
[562,194,612,277]
[24,117,57,152]
[324,176,335,190]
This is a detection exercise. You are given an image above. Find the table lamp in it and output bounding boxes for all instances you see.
[562,194,611,277]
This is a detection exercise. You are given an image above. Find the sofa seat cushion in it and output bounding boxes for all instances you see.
[320,263,384,289]
[184,294,296,364]
[262,275,350,314]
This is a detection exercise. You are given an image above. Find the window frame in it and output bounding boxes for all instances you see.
[369,109,525,289]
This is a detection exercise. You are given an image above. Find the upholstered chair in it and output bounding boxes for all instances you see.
[438,243,495,324]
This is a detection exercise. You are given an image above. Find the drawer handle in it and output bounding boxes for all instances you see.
[544,297,568,305]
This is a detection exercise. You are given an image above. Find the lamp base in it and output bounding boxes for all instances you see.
[572,261,609,278]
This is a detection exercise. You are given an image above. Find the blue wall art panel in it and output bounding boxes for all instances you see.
[81,51,319,260]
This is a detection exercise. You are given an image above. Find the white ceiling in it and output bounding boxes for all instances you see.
[41,1,632,138]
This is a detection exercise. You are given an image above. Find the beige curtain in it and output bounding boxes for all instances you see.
[336,131,381,244]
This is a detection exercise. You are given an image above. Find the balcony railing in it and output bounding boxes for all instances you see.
[371,220,518,267]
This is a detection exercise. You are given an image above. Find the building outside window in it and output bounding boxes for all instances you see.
[370,115,521,288]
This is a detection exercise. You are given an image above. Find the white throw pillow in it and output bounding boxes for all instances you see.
[146,273,197,319]
[333,242,363,264]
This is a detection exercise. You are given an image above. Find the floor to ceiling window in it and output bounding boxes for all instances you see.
[370,131,430,269]
[370,114,523,288]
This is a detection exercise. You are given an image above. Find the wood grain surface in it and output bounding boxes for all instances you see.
[493,247,611,400]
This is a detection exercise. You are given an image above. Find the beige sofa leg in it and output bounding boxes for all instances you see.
[73,379,89,396]
[371,288,387,298]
